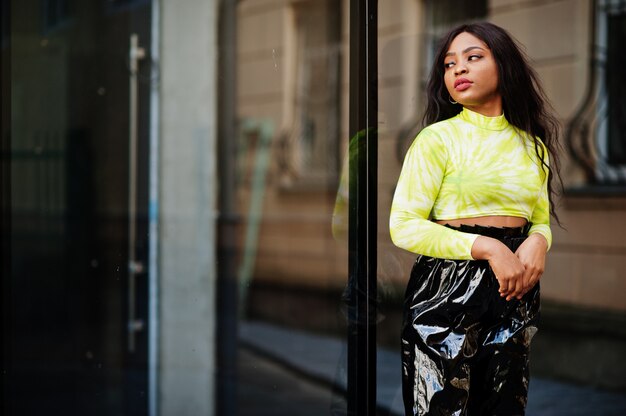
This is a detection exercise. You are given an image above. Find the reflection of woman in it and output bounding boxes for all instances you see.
[389,22,561,415]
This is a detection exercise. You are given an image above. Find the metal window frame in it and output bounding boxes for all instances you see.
[347,0,378,414]
[595,0,626,180]
[565,0,626,189]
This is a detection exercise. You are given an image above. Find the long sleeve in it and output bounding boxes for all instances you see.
[528,158,552,249]
[389,128,479,260]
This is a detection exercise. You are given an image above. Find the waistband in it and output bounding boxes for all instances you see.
[444,223,530,239]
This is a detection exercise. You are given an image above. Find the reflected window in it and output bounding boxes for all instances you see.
[277,0,341,189]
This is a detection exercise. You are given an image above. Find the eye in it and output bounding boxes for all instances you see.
[468,54,482,61]
[444,61,455,69]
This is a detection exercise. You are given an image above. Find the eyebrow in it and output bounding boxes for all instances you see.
[445,46,486,57]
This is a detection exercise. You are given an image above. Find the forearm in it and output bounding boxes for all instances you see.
[470,235,508,261]
[389,213,479,259]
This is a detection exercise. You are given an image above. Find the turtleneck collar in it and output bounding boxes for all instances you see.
[458,107,509,131]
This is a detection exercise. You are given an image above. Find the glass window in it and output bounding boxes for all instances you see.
[5,1,153,414]
[595,0,626,182]
[606,11,626,166]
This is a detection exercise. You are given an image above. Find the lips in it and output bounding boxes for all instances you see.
[454,78,472,91]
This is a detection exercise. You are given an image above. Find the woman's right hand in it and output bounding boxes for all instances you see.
[471,236,526,301]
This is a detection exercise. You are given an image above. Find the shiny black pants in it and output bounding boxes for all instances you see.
[401,225,540,416]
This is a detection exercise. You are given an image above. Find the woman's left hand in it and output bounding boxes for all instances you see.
[512,234,548,300]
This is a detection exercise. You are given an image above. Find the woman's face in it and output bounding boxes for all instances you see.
[443,32,501,115]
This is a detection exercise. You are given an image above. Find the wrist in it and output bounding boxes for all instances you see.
[471,235,505,260]
[527,233,548,251]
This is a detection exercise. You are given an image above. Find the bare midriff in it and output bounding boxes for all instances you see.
[434,215,527,228]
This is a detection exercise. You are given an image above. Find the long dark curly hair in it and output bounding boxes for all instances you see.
[423,22,563,224]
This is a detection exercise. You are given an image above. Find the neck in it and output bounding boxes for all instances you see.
[464,97,503,117]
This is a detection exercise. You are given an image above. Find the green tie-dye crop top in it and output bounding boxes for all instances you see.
[389,107,551,260]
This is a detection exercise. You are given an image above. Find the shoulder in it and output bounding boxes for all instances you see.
[518,129,549,161]
[403,122,454,166]
[423,116,460,135]
[513,129,551,176]
[411,118,458,149]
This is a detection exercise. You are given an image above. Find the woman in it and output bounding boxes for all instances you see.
[389,22,561,415]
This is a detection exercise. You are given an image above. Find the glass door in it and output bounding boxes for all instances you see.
[5,1,152,414]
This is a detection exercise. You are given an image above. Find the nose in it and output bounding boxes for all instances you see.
[454,64,467,75]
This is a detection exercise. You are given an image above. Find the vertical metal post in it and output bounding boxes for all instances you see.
[348,0,378,415]
[216,0,239,414]
[148,1,161,414]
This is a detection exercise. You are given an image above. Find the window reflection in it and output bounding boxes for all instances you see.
[234,0,347,414]
[276,0,341,188]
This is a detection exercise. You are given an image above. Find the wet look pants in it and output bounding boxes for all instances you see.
[401,224,540,416]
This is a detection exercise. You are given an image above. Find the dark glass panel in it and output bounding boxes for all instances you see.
[607,13,626,166]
